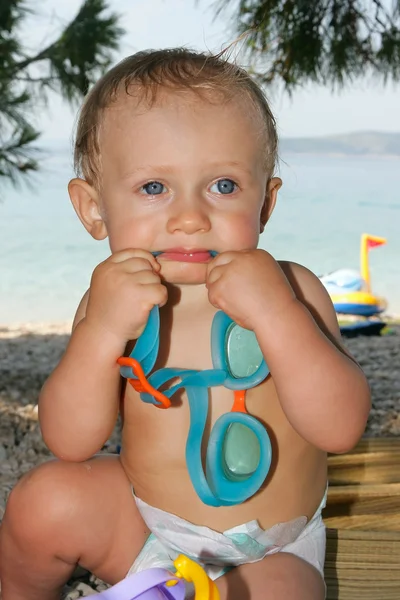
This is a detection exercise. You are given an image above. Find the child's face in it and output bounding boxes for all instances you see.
[72,90,280,285]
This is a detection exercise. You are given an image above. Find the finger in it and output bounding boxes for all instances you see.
[139,283,168,308]
[209,251,237,267]
[206,264,226,287]
[110,249,160,271]
[116,257,160,275]
[130,270,162,285]
[206,251,236,280]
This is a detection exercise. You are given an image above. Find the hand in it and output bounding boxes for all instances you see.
[206,250,296,330]
[85,249,167,341]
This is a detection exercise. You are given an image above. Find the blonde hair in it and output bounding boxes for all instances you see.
[74,47,278,188]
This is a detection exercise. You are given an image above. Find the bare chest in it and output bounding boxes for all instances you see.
[156,311,216,371]
[144,309,282,424]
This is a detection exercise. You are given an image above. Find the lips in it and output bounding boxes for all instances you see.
[154,249,217,263]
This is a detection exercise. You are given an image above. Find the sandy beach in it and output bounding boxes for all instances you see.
[0,321,399,597]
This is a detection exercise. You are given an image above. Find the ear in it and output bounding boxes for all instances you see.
[68,178,108,240]
[260,177,282,233]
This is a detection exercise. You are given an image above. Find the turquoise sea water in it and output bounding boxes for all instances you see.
[1,150,399,324]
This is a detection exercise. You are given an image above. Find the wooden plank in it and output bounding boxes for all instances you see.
[325,554,400,566]
[324,438,400,600]
[326,528,400,541]
[324,514,400,531]
[325,567,400,579]
[325,558,400,568]
[345,438,400,453]
[327,483,400,500]
[328,438,400,489]
[324,495,400,518]
[324,483,400,530]
[326,582,400,600]
[326,540,400,558]
[328,464,400,485]
[328,451,400,467]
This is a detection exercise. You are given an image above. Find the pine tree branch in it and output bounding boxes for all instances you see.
[8,0,124,95]
[0,0,124,192]
[212,0,400,90]
[9,45,55,75]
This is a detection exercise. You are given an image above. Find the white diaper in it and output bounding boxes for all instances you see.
[127,487,327,589]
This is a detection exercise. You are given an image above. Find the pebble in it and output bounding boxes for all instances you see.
[0,321,398,596]
[74,582,99,596]
[0,444,7,461]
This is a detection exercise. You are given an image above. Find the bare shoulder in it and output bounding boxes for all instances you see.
[72,290,90,331]
[279,260,341,340]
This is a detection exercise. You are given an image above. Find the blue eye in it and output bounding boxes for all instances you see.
[210,179,237,195]
[142,181,166,195]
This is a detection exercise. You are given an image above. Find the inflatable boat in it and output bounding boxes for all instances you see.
[320,234,387,317]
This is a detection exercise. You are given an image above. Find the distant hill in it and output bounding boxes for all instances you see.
[280,131,400,156]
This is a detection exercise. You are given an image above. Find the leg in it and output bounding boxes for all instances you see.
[216,552,325,599]
[0,455,149,600]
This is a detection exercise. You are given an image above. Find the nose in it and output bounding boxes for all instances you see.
[166,195,211,235]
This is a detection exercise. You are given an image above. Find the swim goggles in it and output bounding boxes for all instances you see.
[117,254,272,506]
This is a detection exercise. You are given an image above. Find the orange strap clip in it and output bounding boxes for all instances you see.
[117,356,171,409]
[231,389,248,414]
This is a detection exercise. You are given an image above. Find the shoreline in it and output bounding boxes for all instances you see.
[0,321,73,336]
[1,314,400,335]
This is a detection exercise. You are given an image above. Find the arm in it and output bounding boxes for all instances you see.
[38,250,166,462]
[255,261,371,453]
[39,291,126,462]
[206,251,371,455]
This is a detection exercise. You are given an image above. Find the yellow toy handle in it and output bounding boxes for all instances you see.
[172,554,220,600]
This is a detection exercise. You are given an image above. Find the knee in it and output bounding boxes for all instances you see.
[268,553,325,598]
[219,553,325,600]
[1,459,88,546]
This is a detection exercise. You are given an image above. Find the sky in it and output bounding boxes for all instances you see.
[23,0,400,142]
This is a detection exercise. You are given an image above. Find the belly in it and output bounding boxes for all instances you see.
[120,381,328,532]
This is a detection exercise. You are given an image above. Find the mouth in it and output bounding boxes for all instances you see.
[153,249,217,263]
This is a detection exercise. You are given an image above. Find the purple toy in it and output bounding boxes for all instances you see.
[95,568,185,599]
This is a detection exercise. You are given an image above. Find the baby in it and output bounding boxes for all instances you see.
[0,48,370,600]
